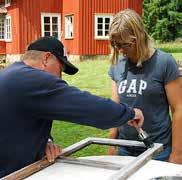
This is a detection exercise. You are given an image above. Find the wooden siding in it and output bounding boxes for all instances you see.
[18,0,61,53]
[78,0,142,55]
[62,0,80,55]
[0,41,6,54]
[6,0,61,54]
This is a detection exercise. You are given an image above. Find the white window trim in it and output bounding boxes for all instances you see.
[94,14,113,40]
[5,15,12,42]
[41,13,61,39]
[65,15,74,39]
[5,0,11,7]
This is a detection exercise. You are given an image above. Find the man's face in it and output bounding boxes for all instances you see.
[42,52,64,78]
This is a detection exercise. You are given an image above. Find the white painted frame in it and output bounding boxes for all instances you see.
[4,0,11,7]
[41,13,61,39]
[65,15,74,39]
[5,15,12,42]
[94,14,113,40]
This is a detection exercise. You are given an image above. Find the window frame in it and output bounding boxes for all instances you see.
[4,0,11,7]
[5,15,12,42]
[41,13,61,39]
[0,18,5,40]
[65,15,74,39]
[94,14,113,40]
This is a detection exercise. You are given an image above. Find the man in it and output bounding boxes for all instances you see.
[0,36,144,177]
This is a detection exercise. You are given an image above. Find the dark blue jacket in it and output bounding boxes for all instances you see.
[0,61,134,177]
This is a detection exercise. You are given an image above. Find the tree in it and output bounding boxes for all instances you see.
[143,0,182,41]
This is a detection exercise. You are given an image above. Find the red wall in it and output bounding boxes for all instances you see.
[78,0,142,55]
[62,0,80,55]
[5,0,142,56]
[6,0,61,54]
[5,0,20,54]
[18,0,61,53]
[0,41,6,54]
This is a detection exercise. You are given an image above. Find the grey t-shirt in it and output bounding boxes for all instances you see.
[108,49,179,147]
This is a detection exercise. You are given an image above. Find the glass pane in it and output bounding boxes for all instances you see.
[52,25,58,31]
[105,31,109,36]
[44,32,50,36]
[105,24,109,30]
[44,25,50,31]
[98,18,103,23]
[52,17,58,24]
[44,17,50,23]
[52,31,58,38]
[98,30,102,36]
[98,24,102,30]
[105,18,110,23]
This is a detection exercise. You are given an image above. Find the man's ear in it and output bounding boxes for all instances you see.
[42,52,51,67]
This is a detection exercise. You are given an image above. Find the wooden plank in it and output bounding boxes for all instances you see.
[2,138,92,180]
[108,143,163,180]
[90,137,146,147]
[2,157,54,180]
[57,156,123,170]
[2,138,163,180]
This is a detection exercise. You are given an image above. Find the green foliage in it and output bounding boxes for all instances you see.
[143,0,182,41]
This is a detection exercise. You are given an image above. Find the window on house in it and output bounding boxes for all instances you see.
[41,13,61,39]
[5,0,11,6]
[95,15,113,39]
[0,18,5,40]
[65,15,73,39]
[5,15,11,41]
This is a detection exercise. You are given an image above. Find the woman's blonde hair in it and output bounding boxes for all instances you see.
[109,9,152,65]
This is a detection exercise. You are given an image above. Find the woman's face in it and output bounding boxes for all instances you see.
[111,37,137,62]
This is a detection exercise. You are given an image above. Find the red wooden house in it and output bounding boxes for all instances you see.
[0,0,142,63]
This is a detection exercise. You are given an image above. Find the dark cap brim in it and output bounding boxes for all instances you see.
[60,57,79,75]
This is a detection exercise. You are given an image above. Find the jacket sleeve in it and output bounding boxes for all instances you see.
[25,78,135,129]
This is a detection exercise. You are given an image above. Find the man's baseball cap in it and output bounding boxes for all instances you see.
[27,36,78,75]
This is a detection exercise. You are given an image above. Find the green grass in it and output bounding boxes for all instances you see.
[51,42,182,157]
[51,60,111,157]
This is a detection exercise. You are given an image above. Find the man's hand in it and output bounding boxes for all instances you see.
[127,108,144,128]
[45,140,61,162]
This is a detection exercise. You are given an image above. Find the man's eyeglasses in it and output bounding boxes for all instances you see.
[110,41,132,50]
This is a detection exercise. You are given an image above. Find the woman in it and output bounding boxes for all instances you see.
[108,9,182,164]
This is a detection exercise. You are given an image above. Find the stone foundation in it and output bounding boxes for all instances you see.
[6,54,22,65]
[68,55,110,62]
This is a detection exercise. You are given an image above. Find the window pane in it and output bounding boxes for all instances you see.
[52,17,58,24]
[105,31,109,36]
[44,32,50,36]
[98,24,102,30]
[44,25,50,31]
[44,17,50,23]
[52,25,58,31]
[52,32,58,38]
[105,24,109,30]
[105,18,110,23]
[98,30,102,36]
[0,18,4,39]
[98,18,103,23]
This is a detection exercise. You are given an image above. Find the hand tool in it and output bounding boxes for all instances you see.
[136,127,154,148]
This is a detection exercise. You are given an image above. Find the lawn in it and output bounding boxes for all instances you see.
[51,42,182,157]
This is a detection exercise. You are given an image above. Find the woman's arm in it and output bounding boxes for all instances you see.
[165,77,182,164]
